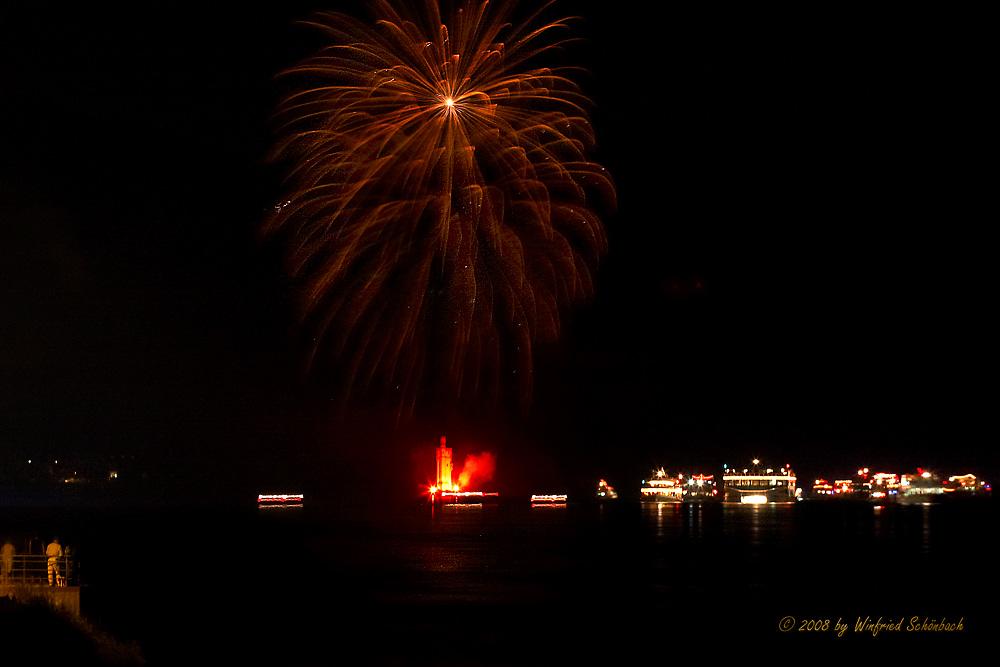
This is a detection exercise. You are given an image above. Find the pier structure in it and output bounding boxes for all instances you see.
[1,553,80,615]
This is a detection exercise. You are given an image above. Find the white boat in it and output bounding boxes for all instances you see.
[722,460,798,503]
[640,468,683,502]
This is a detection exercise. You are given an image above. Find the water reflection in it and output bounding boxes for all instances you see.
[920,502,933,556]
[641,501,681,543]
[686,503,703,542]
[722,502,796,548]
[641,501,802,546]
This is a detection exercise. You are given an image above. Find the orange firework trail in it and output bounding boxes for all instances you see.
[262,0,615,416]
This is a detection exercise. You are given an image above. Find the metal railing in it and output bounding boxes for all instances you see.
[1,555,76,587]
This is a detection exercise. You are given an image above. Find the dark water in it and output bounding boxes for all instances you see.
[5,498,996,664]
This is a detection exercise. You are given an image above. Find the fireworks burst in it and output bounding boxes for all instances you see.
[262,0,614,416]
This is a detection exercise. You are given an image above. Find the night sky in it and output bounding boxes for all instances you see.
[1,2,991,502]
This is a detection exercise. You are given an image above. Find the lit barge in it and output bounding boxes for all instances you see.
[257,493,304,505]
[531,494,568,505]
[430,489,500,505]
[427,437,499,505]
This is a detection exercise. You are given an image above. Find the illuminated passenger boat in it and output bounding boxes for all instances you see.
[810,469,900,501]
[812,479,834,498]
[640,468,683,503]
[257,493,304,505]
[943,473,991,498]
[680,473,718,501]
[869,472,901,501]
[898,469,946,504]
[898,470,990,503]
[596,479,617,500]
[722,460,798,503]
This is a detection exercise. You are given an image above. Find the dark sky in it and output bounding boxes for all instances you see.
[1,2,991,501]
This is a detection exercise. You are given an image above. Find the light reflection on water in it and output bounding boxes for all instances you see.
[37,497,996,663]
[721,501,797,546]
[920,502,933,556]
[247,499,996,608]
[643,500,682,543]
[634,499,995,602]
